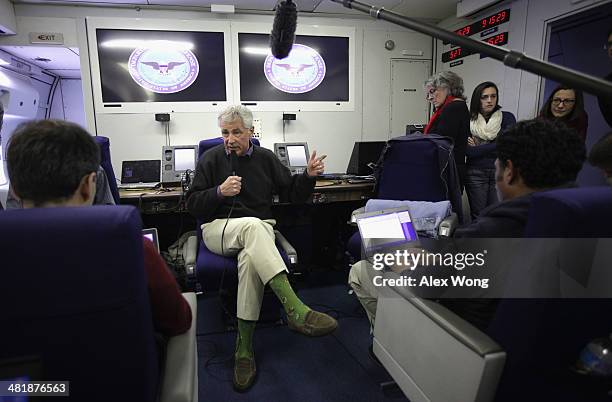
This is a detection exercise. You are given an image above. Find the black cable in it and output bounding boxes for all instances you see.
[218,195,236,321]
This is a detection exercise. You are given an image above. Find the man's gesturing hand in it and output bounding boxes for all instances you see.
[220,175,242,196]
[306,150,327,177]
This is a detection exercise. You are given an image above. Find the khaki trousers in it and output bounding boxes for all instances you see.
[202,217,288,321]
[348,260,379,329]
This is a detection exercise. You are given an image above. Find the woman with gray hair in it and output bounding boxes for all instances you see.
[423,70,470,189]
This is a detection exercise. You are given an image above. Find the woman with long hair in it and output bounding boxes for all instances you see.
[539,84,588,141]
[465,81,516,219]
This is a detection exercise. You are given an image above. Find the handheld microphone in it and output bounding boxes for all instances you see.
[229,150,238,176]
[270,0,297,60]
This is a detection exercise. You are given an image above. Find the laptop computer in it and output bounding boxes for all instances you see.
[346,141,387,176]
[142,228,160,253]
[119,160,161,189]
[356,206,419,263]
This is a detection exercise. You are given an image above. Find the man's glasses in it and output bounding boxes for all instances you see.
[605,41,612,50]
[552,98,576,106]
[425,87,437,99]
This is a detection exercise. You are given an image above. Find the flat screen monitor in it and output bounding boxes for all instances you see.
[175,148,196,171]
[238,33,349,102]
[274,142,310,175]
[287,145,308,167]
[162,145,198,183]
[346,141,387,176]
[95,29,227,103]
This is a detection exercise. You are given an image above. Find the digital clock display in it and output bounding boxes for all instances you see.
[443,9,511,43]
[442,32,509,63]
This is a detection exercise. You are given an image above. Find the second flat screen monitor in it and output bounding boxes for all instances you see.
[238,33,349,102]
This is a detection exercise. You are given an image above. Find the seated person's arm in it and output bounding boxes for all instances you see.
[143,239,192,336]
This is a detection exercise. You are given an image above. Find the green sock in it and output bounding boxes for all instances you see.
[236,319,256,359]
[268,272,310,325]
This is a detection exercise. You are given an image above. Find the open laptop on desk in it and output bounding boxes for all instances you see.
[317,141,386,181]
[118,160,161,189]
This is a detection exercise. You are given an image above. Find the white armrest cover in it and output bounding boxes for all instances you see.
[183,236,198,276]
[438,212,458,237]
[160,292,198,402]
[274,229,298,265]
[374,281,505,402]
[349,206,366,225]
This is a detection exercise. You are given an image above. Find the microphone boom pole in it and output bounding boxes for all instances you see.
[330,0,612,100]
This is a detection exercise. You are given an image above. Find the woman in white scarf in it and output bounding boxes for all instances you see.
[465,82,516,220]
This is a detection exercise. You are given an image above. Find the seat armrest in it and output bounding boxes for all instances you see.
[438,212,458,237]
[159,292,198,402]
[274,230,298,265]
[381,271,501,355]
[183,235,198,276]
[349,206,366,225]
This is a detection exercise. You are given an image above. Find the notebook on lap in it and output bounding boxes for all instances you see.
[118,160,161,189]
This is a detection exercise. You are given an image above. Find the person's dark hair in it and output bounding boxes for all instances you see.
[7,120,100,206]
[469,81,501,121]
[496,119,585,188]
[588,132,612,172]
[539,84,585,122]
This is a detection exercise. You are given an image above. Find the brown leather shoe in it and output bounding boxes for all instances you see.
[287,310,338,337]
[233,355,256,392]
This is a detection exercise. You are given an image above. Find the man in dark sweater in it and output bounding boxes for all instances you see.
[186,105,337,392]
[349,119,586,332]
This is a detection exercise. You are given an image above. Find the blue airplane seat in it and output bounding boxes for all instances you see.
[0,205,198,402]
[347,133,462,260]
[0,206,158,401]
[94,135,120,204]
[488,186,612,402]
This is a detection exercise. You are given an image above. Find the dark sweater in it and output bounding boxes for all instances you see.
[440,193,532,330]
[186,144,316,223]
[466,111,517,170]
[427,100,470,167]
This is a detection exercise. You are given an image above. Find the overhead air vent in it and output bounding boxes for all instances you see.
[1,57,33,76]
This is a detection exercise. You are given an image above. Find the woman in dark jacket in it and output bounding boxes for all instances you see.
[466,81,516,220]
[423,71,470,189]
[539,84,588,141]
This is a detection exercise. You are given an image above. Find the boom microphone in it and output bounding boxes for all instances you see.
[270,0,297,59]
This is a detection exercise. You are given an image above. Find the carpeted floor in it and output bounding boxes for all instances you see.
[195,271,408,402]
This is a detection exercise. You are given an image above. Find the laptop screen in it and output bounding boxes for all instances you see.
[357,208,418,256]
[346,141,386,176]
[142,228,160,253]
[121,160,160,184]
